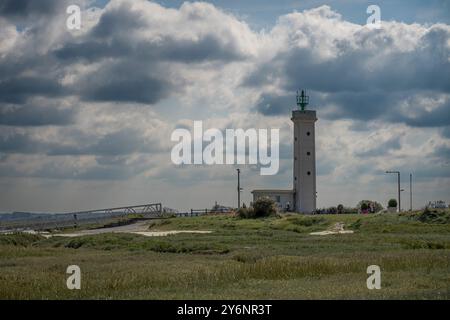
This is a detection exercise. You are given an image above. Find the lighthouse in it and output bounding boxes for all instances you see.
[252,89,317,214]
[292,90,317,213]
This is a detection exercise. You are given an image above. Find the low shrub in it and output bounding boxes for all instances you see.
[252,197,277,218]
[237,206,256,219]
[388,199,398,208]
[0,233,44,246]
[349,219,362,230]
[416,209,450,224]
[238,197,277,219]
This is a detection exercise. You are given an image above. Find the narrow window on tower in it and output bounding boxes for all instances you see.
[307,171,311,175]
[307,152,311,156]
[306,132,310,136]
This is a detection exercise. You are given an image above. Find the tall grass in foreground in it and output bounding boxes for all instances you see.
[0,210,449,299]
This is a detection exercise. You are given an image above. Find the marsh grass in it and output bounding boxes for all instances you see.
[0,233,44,246]
[0,210,449,299]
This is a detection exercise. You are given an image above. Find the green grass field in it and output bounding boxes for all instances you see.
[0,210,449,299]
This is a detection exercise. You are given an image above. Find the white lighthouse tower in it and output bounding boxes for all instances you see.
[292,90,317,213]
[252,89,317,214]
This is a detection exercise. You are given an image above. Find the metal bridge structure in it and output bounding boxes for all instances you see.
[0,203,163,232]
[72,203,163,217]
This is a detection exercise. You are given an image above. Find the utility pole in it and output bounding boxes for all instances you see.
[386,171,401,212]
[236,168,242,209]
[410,173,412,211]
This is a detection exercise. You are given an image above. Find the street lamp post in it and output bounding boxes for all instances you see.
[386,171,401,212]
[410,173,413,211]
[236,169,242,209]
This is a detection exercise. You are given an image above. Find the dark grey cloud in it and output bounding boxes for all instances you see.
[0,0,79,35]
[71,165,141,180]
[348,121,376,132]
[325,90,450,128]
[155,35,245,63]
[0,0,249,111]
[279,141,292,160]
[255,93,294,116]
[32,162,145,180]
[248,25,450,129]
[54,39,132,62]
[400,101,450,128]
[0,77,65,104]
[0,103,75,126]
[442,127,450,139]
[0,158,147,180]
[57,43,176,104]
[0,131,154,180]
[74,60,172,104]
[103,1,246,63]
[283,28,450,93]
[50,1,247,105]
[87,128,161,156]
[433,145,450,160]
[95,155,129,166]
[53,29,246,65]
[325,91,392,121]
[0,131,39,153]
[317,157,335,176]
[49,128,162,156]
[0,50,57,83]
[0,127,162,156]
[0,0,58,18]
[254,90,450,128]
[254,90,387,121]
[355,136,402,158]
[242,63,276,88]
[405,162,450,182]
[343,162,380,182]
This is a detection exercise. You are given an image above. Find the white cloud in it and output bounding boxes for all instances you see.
[0,1,449,211]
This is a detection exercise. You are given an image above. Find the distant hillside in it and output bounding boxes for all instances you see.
[0,212,52,221]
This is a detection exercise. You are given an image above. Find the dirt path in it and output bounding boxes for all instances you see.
[41,220,212,238]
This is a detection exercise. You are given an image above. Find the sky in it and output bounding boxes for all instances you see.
[0,0,449,213]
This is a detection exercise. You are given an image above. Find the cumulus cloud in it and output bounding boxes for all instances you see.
[51,0,257,104]
[0,0,449,210]
[246,6,450,130]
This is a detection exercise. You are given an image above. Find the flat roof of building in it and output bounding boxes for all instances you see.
[251,189,294,194]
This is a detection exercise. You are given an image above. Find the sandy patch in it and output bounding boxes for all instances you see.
[132,231,212,237]
[1,230,50,236]
[309,222,354,236]
[5,220,213,238]
[43,230,212,238]
[309,230,354,236]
